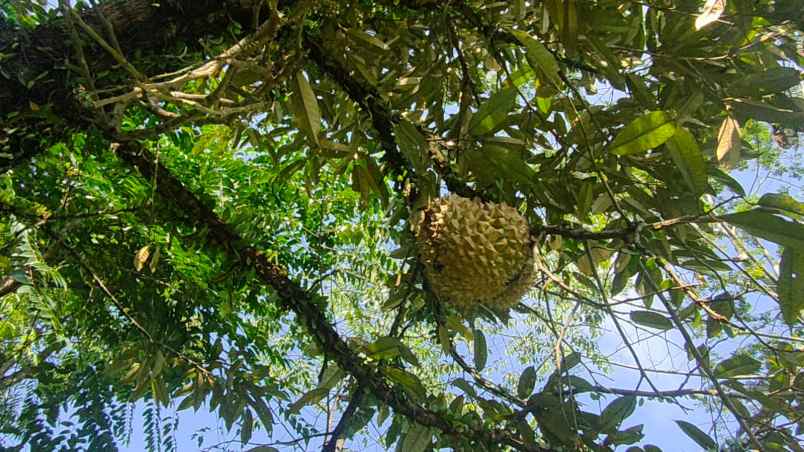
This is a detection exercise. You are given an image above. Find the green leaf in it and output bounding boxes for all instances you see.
[729,67,802,97]
[560,351,581,371]
[468,87,517,136]
[759,193,804,217]
[246,447,279,452]
[665,128,707,195]
[288,387,329,414]
[629,311,673,331]
[600,396,637,432]
[251,396,274,433]
[509,64,536,89]
[463,144,536,190]
[721,209,804,250]
[510,30,562,88]
[399,424,432,452]
[778,247,803,325]
[714,354,761,378]
[291,71,321,146]
[564,375,595,393]
[729,99,804,129]
[240,408,253,444]
[675,420,717,450]
[708,166,745,196]
[177,395,195,411]
[367,336,419,366]
[366,336,403,360]
[346,29,390,51]
[609,111,677,156]
[385,367,427,398]
[393,119,428,174]
[473,328,488,371]
[318,365,345,390]
[452,378,476,398]
[517,366,537,399]
[608,424,644,446]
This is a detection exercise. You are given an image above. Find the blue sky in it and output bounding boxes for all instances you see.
[116,150,801,452]
[8,3,801,450]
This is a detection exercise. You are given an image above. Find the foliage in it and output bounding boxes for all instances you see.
[1,0,802,451]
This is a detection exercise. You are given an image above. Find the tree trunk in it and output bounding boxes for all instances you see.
[0,0,258,173]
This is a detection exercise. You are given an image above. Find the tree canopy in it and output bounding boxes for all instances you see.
[0,0,802,450]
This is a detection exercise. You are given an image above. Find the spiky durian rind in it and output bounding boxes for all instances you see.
[412,195,535,310]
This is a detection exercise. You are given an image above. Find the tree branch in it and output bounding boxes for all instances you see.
[321,386,365,452]
[114,141,547,451]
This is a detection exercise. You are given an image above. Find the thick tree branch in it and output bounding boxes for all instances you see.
[0,0,263,174]
[114,141,547,451]
[321,386,365,452]
[303,32,480,199]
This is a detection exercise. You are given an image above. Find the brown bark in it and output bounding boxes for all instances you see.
[0,276,21,299]
[115,142,546,451]
[1,3,548,449]
[0,0,259,173]
[0,0,258,117]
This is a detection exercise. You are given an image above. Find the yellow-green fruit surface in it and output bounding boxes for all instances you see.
[412,195,535,310]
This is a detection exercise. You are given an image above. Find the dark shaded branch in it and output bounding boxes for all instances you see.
[114,141,547,451]
[0,276,21,299]
[302,35,405,175]
[322,386,366,452]
[303,32,480,199]
[0,0,259,117]
[0,0,264,174]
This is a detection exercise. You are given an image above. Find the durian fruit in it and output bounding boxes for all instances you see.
[411,195,536,310]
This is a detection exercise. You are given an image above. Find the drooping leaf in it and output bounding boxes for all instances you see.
[675,420,717,450]
[290,71,321,146]
[665,128,707,196]
[399,424,432,452]
[600,396,637,432]
[517,366,537,399]
[721,209,804,250]
[759,193,804,218]
[629,311,673,331]
[473,328,488,371]
[510,30,562,88]
[468,87,517,136]
[609,111,676,156]
[778,248,803,325]
[288,387,330,414]
[715,116,741,169]
[714,354,761,378]
[729,67,802,97]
